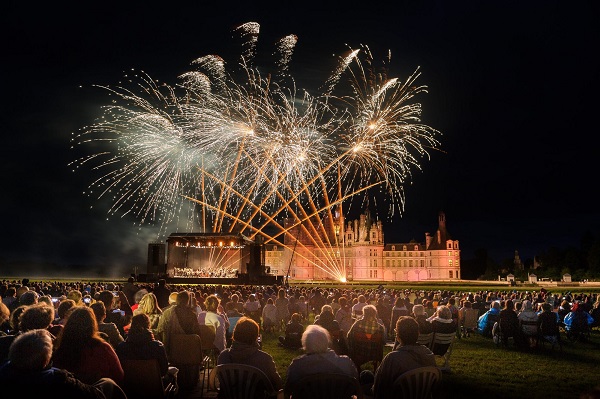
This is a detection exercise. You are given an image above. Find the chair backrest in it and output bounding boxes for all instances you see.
[289,372,363,399]
[169,333,203,365]
[462,308,479,329]
[392,366,441,399]
[431,332,455,349]
[210,363,278,399]
[199,324,217,352]
[416,332,434,348]
[121,358,173,399]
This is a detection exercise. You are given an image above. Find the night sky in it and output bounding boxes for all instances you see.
[3,1,599,278]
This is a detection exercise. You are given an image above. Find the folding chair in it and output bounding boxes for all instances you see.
[430,332,455,372]
[460,308,479,338]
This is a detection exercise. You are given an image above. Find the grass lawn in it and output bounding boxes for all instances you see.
[263,322,600,399]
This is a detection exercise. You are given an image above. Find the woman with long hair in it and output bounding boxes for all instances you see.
[133,292,163,333]
[52,306,124,386]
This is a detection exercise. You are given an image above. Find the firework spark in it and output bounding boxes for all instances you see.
[71,22,441,281]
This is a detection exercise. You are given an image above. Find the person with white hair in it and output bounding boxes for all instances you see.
[284,324,358,398]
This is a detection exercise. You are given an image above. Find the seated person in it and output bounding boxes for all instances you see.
[0,329,126,399]
[563,301,594,342]
[537,302,561,346]
[411,304,433,335]
[346,305,386,372]
[116,313,177,387]
[428,306,458,355]
[284,325,358,399]
[278,313,305,349]
[217,317,283,393]
[262,298,277,334]
[314,304,346,354]
[477,301,500,337]
[368,316,436,399]
[91,301,124,348]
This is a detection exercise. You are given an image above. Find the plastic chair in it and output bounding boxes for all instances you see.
[288,372,364,399]
[460,308,479,338]
[391,366,441,399]
[169,333,203,390]
[348,331,385,371]
[430,332,455,372]
[208,363,280,399]
[121,358,177,399]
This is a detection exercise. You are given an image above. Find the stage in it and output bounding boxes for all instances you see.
[163,274,280,286]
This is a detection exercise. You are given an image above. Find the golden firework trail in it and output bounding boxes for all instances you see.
[70,22,441,281]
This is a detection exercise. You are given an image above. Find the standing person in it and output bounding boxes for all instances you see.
[389,297,409,339]
[335,296,354,335]
[197,294,229,353]
[369,316,436,399]
[122,277,139,308]
[284,325,358,398]
[351,295,368,320]
[98,290,133,338]
[52,306,125,386]
[243,293,262,325]
[90,301,125,349]
[376,297,392,339]
[0,329,125,399]
[152,279,172,310]
[275,288,291,331]
[133,292,163,334]
[155,290,202,358]
[217,317,283,392]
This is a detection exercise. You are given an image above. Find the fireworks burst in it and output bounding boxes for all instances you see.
[70,22,441,281]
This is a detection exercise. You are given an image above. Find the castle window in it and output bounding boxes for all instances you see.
[391,245,396,251]
[449,259,453,267]
[448,251,452,256]
[449,270,453,278]
[414,245,418,251]
[403,245,407,251]
[409,260,413,267]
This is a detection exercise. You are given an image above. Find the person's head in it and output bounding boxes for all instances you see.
[541,302,552,313]
[394,297,405,307]
[231,293,239,303]
[168,292,178,305]
[411,304,423,317]
[66,290,83,305]
[176,291,192,307]
[362,304,377,319]
[56,306,100,346]
[396,316,419,346]
[9,305,27,332]
[98,290,116,311]
[19,290,39,306]
[358,295,366,304]
[266,297,274,305]
[0,301,9,326]
[436,306,452,320]
[19,303,54,331]
[138,292,162,314]
[204,295,220,312]
[338,296,348,307]
[504,299,515,311]
[522,300,533,312]
[232,316,259,345]
[90,301,107,322]
[8,329,53,371]
[130,313,151,331]
[37,295,53,308]
[491,301,501,310]
[320,304,333,315]
[133,289,148,304]
[302,324,330,354]
[57,299,77,320]
[291,313,302,323]
[278,289,286,299]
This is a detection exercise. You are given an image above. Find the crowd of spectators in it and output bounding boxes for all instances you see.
[1,277,599,398]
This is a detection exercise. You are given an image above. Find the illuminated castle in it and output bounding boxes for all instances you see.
[265,211,461,282]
